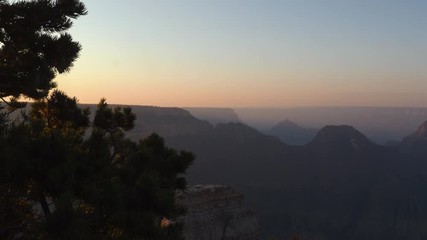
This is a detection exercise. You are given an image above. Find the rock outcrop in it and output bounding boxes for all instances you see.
[177,185,259,240]
[308,125,374,151]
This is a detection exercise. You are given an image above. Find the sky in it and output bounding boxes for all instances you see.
[57,0,427,108]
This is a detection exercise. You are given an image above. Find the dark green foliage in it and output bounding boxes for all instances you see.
[1,94,194,240]
[31,90,90,130]
[79,99,194,240]
[93,98,137,165]
[0,0,87,100]
[0,1,193,239]
[94,98,136,133]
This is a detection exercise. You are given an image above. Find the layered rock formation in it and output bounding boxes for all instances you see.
[177,185,259,240]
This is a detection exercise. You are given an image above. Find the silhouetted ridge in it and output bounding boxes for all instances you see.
[214,122,261,137]
[120,106,213,139]
[309,125,373,150]
[264,119,318,145]
[275,119,300,128]
[400,120,427,154]
[213,122,285,145]
[184,107,241,125]
[71,106,427,239]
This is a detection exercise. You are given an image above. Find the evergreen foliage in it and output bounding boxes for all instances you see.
[0,0,87,100]
[0,1,194,239]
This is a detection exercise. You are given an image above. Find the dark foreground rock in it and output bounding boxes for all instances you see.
[177,185,259,240]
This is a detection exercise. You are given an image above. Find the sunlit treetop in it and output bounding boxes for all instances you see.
[0,0,87,100]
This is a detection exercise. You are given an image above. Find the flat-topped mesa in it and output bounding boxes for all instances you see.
[116,105,213,139]
[177,185,260,240]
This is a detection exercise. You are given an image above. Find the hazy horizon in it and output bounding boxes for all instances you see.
[58,0,427,108]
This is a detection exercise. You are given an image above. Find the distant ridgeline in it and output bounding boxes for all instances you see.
[184,107,241,126]
[78,104,424,240]
[263,119,318,145]
[20,104,427,239]
[235,107,427,144]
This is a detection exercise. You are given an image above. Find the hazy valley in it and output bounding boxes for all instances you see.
[81,104,427,239]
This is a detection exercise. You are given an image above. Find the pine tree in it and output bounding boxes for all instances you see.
[0,0,87,101]
[0,1,194,239]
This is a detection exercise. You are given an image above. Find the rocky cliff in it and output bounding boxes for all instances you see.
[177,185,259,240]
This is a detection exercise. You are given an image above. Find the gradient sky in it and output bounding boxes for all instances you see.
[57,0,427,107]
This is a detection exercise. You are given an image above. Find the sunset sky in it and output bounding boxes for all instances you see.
[57,0,427,108]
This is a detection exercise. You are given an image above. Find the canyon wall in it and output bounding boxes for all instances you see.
[177,185,259,240]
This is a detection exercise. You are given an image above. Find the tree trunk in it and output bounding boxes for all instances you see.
[39,194,50,216]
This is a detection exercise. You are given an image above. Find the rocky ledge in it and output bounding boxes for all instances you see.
[176,185,259,240]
